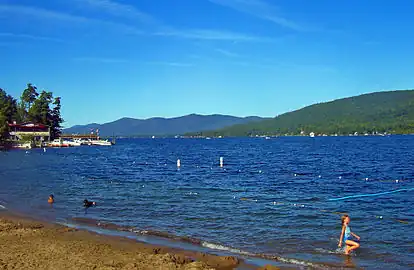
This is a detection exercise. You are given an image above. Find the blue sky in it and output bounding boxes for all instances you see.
[1,0,414,127]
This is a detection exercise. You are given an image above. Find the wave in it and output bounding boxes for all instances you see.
[65,216,344,269]
[201,241,253,255]
[0,204,6,209]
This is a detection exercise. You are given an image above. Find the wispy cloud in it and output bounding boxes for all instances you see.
[214,48,239,57]
[0,32,64,42]
[0,4,143,34]
[208,0,304,31]
[72,0,157,25]
[73,57,129,63]
[154,28,274,42]
[147,62,194,67]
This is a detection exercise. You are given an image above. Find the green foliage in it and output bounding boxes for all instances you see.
[20,83,39,122]
[0,88,18,142]
[0,111,8,143]
[0,84,64,143]
[195,90,414,136]
[51,97,63,139]
[28,90,53,124]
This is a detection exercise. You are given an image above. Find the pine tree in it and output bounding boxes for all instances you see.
[19,83,39,122]
[0,88,18,142]
[51,97,63,139]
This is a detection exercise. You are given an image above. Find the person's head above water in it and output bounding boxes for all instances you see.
[341,214,350,225]
[48,194,54,203]
[83,199,96,207]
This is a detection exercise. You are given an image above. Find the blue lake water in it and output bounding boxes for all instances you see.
[0,137,413,269]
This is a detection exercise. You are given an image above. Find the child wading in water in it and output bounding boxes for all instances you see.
[338,214,360,255]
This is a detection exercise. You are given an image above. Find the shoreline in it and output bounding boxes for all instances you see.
[0,210,282,270]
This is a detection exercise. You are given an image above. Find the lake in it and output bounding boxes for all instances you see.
[0,136,413,269]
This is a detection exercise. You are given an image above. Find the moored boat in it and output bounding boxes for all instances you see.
[12,142,33,149]
[63,139,82,147]
[90,139,112,146]
[48,138,70,147]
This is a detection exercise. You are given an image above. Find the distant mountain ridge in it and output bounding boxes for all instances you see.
[193,90,414,136]
[63,114,267,136]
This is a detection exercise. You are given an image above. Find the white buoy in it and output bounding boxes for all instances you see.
[220,157,224,167]
[43,148,46,152]
[177,159,181,168]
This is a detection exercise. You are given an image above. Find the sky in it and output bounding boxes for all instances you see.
[1,0,414,127]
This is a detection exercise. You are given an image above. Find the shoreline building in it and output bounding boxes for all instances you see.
[8,122,51,147]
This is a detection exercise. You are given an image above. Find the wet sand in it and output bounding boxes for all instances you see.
[0,212,255,270]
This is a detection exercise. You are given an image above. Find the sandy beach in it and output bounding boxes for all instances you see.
[0,212,281,270]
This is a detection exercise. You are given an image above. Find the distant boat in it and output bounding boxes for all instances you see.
[309,132,315,138]
[206,137,211,140]
[90,139,112,146]
[63,139,81,147]
[152,135,155,139]
[49,138,70,147]
[265,136,271,140]
[12,142,33,149]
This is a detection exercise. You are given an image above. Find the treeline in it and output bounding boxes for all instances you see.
[191,90,414,137]
[0,83,63,143]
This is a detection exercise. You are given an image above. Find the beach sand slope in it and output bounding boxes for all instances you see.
[0,215,240,270]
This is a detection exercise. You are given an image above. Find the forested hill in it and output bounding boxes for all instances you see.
[194,90,414,136]
[64,114,266,136]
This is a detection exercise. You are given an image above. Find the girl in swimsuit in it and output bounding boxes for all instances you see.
[338,214,360,255]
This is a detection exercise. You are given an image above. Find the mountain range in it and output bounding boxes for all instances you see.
[193,90,414,136]
[63,114,267,136]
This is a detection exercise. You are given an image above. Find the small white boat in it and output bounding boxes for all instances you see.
[310,132,315,138]
[90,139,112,146]
[13,142,33,149]
[63,139,82,147]
[49,139,70,147]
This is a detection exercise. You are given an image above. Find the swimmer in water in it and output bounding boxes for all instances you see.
[48,195,54,204]
[83,199,96,207]
[338,214,360,255]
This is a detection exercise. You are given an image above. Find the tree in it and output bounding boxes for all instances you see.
[0,109,8,143]
[19,83,39,122]
[0,88,18,143]
[51,97,64,139]
[28,90,53,125]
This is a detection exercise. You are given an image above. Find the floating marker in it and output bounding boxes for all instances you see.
[339,176,342,179]
[220,157,224,167]
[43,148,46,152]
[177,159,181,168]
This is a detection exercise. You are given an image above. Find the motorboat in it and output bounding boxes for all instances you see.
[48,138,70,147]
[12,142,33,149]
[90,139,112,146]
[63,139,82,147]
